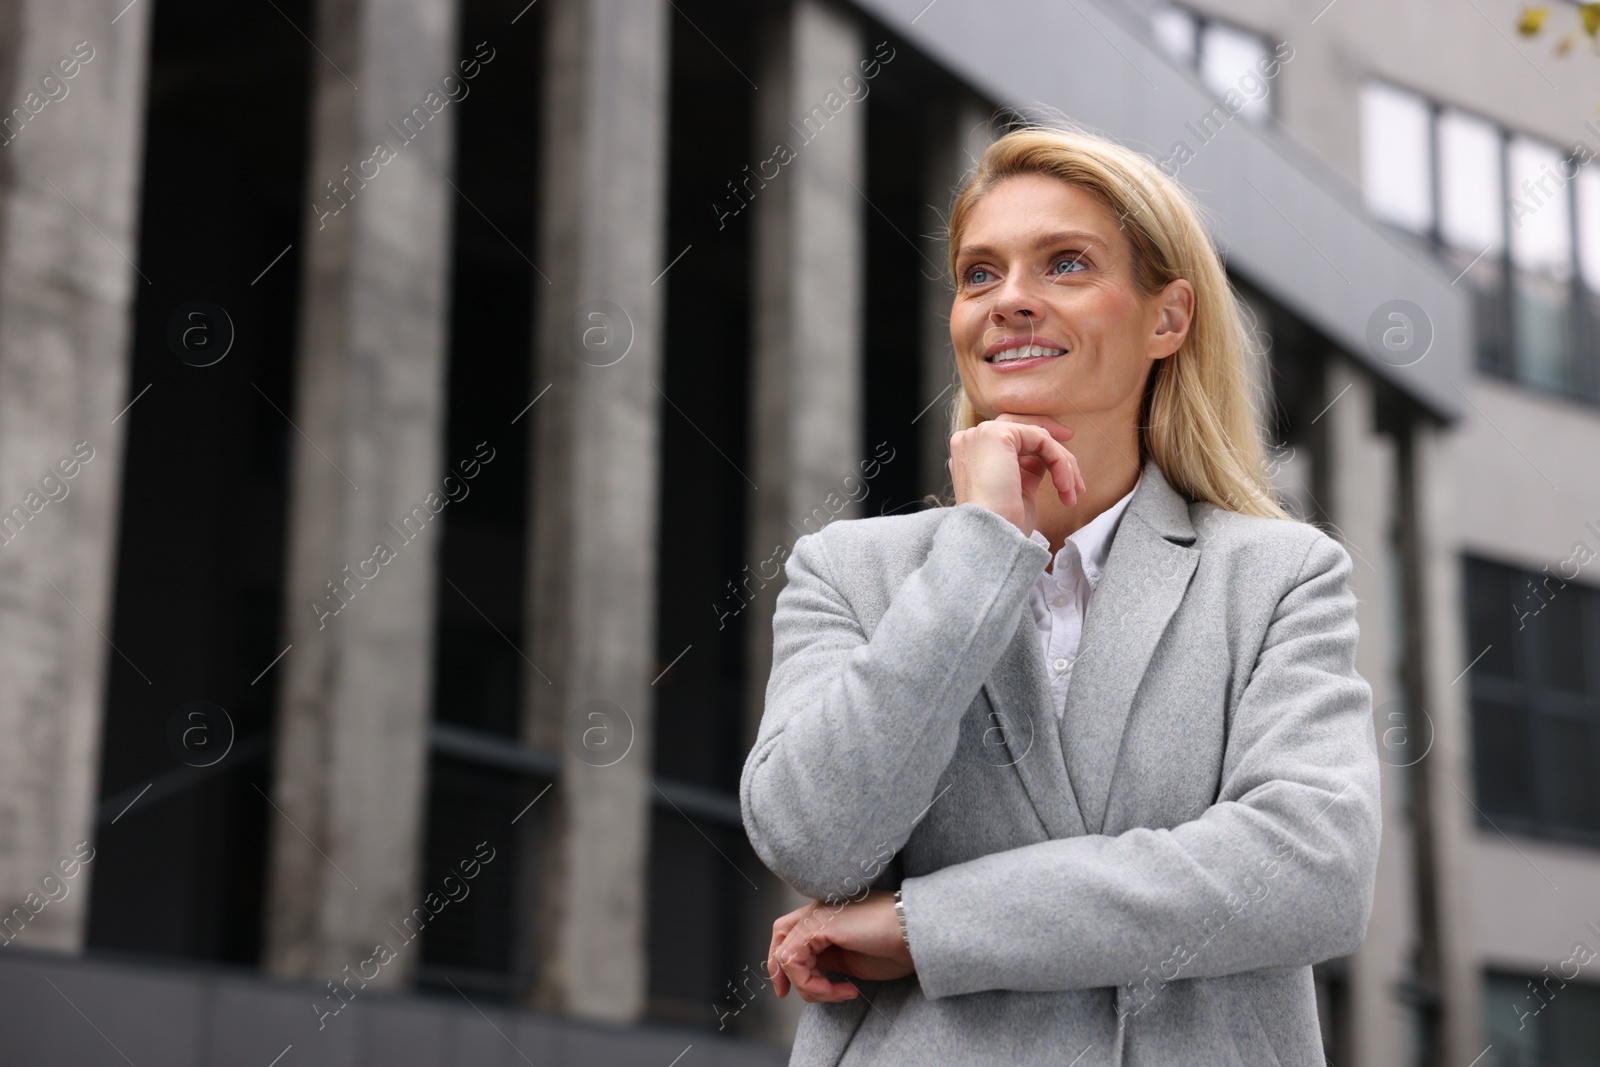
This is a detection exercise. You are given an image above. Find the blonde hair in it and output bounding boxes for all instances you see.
[935,117,1287,520]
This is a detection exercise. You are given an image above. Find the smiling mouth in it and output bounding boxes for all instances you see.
[986,343,1068,363]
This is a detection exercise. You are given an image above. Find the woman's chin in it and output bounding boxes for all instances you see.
[976,393,1070,419]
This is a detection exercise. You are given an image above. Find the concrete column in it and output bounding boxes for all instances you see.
[263,0,459,984]
[1324,357,1411,1067]
[0,0,152,951]
[741,0,867,1042]
[521,0,670,1023]
[918,97,994,499]
[1413,418,1481,1067]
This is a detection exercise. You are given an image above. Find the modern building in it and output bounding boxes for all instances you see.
[0,0,1587,1063]
[1131,1,1600,1064]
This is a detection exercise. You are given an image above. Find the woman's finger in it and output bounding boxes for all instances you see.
[768,926,790,998]
[1009,422,1082,506]
[778,922,860,1003]
[948,415,1086,526]
[768,902,814,998]
[771,901,843,997]
[1038,427,1084,501]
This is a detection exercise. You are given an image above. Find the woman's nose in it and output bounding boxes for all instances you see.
[989,275,1041,322]
[990,302,1036,327]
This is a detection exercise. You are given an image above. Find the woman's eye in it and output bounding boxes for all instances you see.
[966,267,991,285]
[1052,254,1087,275]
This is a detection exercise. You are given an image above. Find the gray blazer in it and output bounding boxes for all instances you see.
[740,458,1381,1066]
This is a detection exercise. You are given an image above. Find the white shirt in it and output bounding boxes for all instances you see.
[1025,475,1141,718]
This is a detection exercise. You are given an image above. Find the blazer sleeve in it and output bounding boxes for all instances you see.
[740,503,1051,902]
[897,531,1382,1000]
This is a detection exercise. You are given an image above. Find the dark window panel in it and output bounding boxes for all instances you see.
[644,0,759,1035]
[87,0,311,966]
[1473,698,1537,821]
[418,0,542,988]
[650,0,755,795]
[416,755,524,992]
[1484,971,1600,1067]
[1547,716,1599,832]
[1465,557,1520,679]
[1483,972,1543,1067]
[645,810,762,1031]
[426,0,539,743]
[1466,554,1600,843]
[862,55,931,520]
[1535,576,1586,694]
[1545,977,1600,1066]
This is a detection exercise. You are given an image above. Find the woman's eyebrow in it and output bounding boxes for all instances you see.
[955,230,1108,262]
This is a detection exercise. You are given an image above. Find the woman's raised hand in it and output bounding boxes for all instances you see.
[947,414,1083,538]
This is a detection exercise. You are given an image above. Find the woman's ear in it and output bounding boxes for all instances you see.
[1150,278,1194,359]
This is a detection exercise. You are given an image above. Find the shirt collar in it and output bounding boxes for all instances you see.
[1027,472,1142,582]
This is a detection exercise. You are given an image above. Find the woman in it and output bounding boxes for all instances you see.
[739,121,1381,1066]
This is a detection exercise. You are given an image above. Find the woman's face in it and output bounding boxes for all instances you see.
[950,174,1190,432]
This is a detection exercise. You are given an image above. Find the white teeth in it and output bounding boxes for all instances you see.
[992,344,1066,362]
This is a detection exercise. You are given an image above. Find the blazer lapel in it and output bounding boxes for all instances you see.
[1059,460,1200,835]
[983,619,1087,840]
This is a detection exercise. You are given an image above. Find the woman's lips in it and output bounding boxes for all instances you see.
[984,350,1066,370]
[984,339,1069,367]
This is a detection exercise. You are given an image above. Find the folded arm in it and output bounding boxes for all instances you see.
[740,504,1051,903]
[898,533,1382,999]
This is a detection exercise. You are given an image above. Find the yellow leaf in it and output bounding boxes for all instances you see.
[1517,4,1550,35]
[1582,2,1600,36]
[1558,31,1575,54]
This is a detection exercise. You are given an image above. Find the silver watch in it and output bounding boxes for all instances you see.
[893,888,911,951]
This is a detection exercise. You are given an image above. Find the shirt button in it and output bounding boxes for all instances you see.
[1051,594,1070,608]
[1053,658,1070,673]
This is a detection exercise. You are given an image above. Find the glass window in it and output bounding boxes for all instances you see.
[1577,167,1600,291]
[1511,272,1574,391]
[1150,4,1198,65]
[1198,21,1272,123]
[1465,555,1600,844]
[1362,89,1600,400]
[1465,557,1519,679]
[1484,972,1545,1067]
[1485,971,1600,1067]
[1540,582,1588,694]
[1547,979,1600,1065]
[1360,82,1434,233]
[1508,137,1577,390]
[1438,108,1504,253]
[1509,135,1574,281]
[1475,698,1536,817]
[1550,716,1598,830]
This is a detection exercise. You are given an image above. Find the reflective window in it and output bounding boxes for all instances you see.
[1150,5,1277,123]
[1508,137,1576,390]
[1509,135,1573,281]
[1438,108,1504,253]
[1361,82,1600,401]
[1150,4,1198,65]
[1359,81,1433,233]
[1577,167,1600,290]
[1199,21,1272,123]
